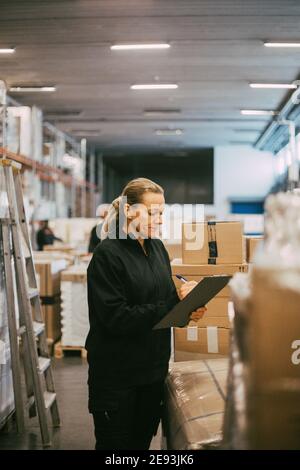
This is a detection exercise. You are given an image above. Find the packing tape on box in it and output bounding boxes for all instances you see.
[207,326,219,353]
[187,326,198,341]
[207,222,218,264]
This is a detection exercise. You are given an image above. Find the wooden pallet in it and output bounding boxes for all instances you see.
[54,341,87,359]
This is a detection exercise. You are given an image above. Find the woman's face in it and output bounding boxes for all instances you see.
[126,192,165,239]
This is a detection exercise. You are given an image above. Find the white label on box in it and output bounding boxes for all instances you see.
[187,326,198,341]
[207,326,219,353]
[36,272,40,292]
[51,260,67,274]
[0,340,6,364]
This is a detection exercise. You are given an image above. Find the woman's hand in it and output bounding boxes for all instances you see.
[178,280,198,300]
[189,306,207,322]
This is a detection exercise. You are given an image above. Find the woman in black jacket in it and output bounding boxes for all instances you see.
[85,177,206,450]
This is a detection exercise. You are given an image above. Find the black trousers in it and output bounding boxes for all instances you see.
[91,381,164,450]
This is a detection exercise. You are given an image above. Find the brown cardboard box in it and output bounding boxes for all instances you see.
[165,359,228,449]
[203,297,229,317]
[61,266,87,283]
[41,298,61,342]
[248,389,300,450]
[174,326,230,361]
[171,259,248,276]
[196,316,230,329]
[249,267,300,390]
[35,263,61,297]
[246,236,263,263]
[171,259,248,297]
[182,221,244,265]
[163,241,182,261]
[44,244,75,253]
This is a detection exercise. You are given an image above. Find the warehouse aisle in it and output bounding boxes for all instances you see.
[0,357,161,450]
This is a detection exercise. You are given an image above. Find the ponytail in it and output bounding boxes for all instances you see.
[100,196,121,240]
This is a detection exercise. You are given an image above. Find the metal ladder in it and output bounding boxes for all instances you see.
[0,158,60,447]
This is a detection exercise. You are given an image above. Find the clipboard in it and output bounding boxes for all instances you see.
[153,275,231,329]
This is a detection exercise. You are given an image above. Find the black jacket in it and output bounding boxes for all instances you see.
[85,233,179,400]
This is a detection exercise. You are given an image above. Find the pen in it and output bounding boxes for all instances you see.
[175,274,188,283]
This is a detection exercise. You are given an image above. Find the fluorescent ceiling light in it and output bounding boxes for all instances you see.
[250,83,297,89]
[131,84,178,90]
[0,48,15,54]
[9,86,56,92]
[45,109,83,117]
[144,108,181,116]
[111,43,170,50]
[240,109,278,116]
[155,129,183,136]
[234,128,260,133]
[264,42,300,48]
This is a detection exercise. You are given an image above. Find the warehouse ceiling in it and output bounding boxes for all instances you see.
[0,0,300,154]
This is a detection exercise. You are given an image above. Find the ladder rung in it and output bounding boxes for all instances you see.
[18,322,45,337]
[28,288,39,299]
[38,357,51,374]
[44,391,56,410]
[17,325,26,336]
[33,321,45,336]
[26,395,36,411]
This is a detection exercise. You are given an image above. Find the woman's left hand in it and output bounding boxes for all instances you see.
[189,306,207,322]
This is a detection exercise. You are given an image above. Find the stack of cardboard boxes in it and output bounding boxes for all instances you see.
[246,266,300,449]
[245,236,263,263]
[172,221,247,361]
[60,265,89,347]
[34,252,71,344]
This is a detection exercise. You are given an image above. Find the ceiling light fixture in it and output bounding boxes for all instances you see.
[250,83,297,89]
[264,42,300,48]
[155,129,183,136]
[240,109,278,116]
[111,43,170,50]
[131,84,178,90]
[144,108,181,116]
[9,86,56,92]
[0,47,15,54]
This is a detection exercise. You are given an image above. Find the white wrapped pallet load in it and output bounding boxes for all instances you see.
[60,265,89,347]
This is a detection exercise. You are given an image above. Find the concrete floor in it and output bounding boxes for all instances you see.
[0,356,161,450]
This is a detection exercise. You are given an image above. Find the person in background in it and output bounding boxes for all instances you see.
[86,177,206,450]
[36,220,63,251]
[88,204,109,253]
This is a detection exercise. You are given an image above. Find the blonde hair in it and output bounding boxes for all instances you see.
[101,178,164,240]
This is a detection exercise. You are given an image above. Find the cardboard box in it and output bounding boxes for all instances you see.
[182,221,244,265]
[171,259,248,297]
[171,259,248,276]
[246,236,263,263]
[248,267,300,389]
[41,297,61,342]
[189,298,231,328]
[165,359,228,449]
[174,326,230,362]
[61,266,87,283]
[34,258,68,296]
[44,244,76,253]
[248,389,300,450]
[163,240,182,261]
